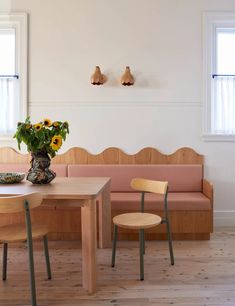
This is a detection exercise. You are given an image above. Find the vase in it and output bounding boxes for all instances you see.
[26,152,56,184]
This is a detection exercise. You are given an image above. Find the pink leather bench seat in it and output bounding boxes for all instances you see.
[0,164,68,177]
[111,192,211,211]
[68,164,209,211]
[68,164,203,192]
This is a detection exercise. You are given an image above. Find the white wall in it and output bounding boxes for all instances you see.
[1,0,235,226]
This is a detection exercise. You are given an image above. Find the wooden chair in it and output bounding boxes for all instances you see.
[111,178,174,280]
[0,193,51,306]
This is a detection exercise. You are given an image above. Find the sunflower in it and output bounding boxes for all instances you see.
[34,123,43,131]
[50,135,62,151]
[43,118,52,127]
[26,124,32,129]
[52,121,59,127]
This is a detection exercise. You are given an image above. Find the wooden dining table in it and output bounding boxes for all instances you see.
[0,177,111,294]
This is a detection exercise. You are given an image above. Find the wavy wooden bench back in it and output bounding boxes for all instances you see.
[0,146,209,241]
[0,147,204,165]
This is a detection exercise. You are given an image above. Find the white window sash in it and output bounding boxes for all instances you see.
[0,13,27,138]
[203,12,235,140]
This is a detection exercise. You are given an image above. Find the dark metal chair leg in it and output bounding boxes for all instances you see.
[27,234,37,306]
[2,243,8,281]
[139,229,144,280]
[43,235,52,279]
[141,229,145,255]
[111,225,118,267]
[166,220,174,265]
[24,201,37,306]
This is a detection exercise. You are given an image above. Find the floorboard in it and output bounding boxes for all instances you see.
[0,228,235,306]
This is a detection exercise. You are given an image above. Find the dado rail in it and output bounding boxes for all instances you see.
[0,147,213,240]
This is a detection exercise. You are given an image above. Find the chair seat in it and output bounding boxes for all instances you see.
[0,223,49,243]
[113,212,162,229]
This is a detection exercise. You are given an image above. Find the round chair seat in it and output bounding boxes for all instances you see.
[0,223,49,243]
[113,212,162,229]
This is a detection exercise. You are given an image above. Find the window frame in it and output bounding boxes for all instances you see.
[0,13,28,140]
[203,11,235,141]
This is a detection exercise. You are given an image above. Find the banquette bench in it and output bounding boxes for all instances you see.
[0,147,213,240]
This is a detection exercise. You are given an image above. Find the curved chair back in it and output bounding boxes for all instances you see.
[131,178,168,194]
[0,193,43,214]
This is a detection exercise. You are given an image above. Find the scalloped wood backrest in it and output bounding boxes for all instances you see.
[0,147,204,165]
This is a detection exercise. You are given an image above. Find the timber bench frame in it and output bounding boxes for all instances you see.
[0,147,213,240]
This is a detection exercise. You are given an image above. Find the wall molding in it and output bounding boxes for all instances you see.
[29,101,202,108]
[202,134,235,142]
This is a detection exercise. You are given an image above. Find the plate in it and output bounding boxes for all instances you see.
[0,173,25,184]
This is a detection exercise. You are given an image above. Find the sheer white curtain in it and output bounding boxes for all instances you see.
[212,76,235,134]
[0,78,20,136]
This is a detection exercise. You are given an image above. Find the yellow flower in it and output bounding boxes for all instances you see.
[50,135,62,151]
[52,121,59,127]
[26,124,32,129]
[34,123,42,131]
[43,118,52,127]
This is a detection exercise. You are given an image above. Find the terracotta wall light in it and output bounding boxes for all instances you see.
[91,66,105,85]
[121,66,134,86]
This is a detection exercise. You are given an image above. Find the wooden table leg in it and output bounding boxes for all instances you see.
[98,180,111,248]
[81,198,97,293]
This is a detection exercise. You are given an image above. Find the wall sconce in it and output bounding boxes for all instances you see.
[91,66,105,85]
[121,66,134,86]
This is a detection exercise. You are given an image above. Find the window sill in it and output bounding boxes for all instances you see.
[202,133,235,141]
[0,135,15,142]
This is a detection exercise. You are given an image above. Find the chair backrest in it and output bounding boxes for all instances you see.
[0,193,43,214]
[131,178,168,194]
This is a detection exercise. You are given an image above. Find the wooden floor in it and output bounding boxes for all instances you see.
[1,228,235,306]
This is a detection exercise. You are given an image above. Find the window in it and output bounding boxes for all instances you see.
[203,12,235,141]
[0,13,27,138]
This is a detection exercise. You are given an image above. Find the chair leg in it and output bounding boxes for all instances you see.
[2,243,8,281]
[43,235,52,280]
[24,200,37,306]
[111,225,118,267]
[27,236,37,306]
[141,229,145,255]
[166,220,174,265]
[139,229,144,280]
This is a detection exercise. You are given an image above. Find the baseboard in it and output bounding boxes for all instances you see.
[214,211,235,227]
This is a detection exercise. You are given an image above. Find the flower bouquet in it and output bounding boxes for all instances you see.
[14,117,69,184]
